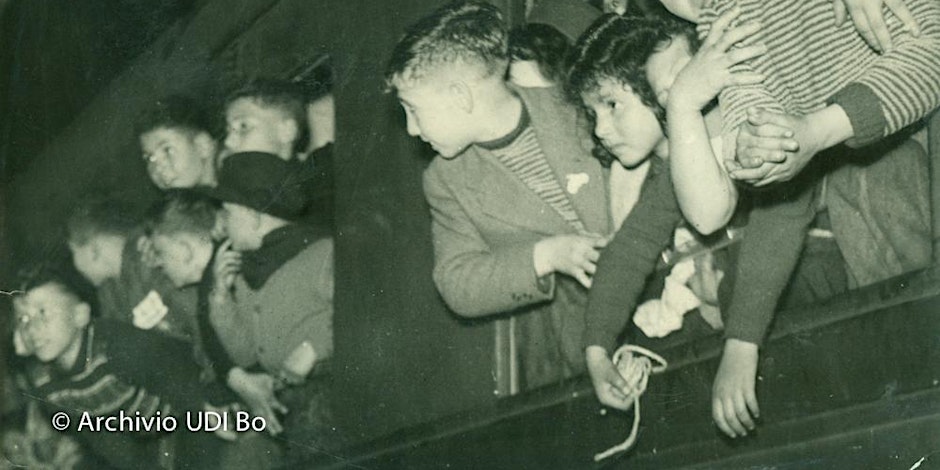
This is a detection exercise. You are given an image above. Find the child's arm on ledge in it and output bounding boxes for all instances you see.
[712,338,760,438]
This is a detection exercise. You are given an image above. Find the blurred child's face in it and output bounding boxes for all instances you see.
[220,203,263,251]
[225,98,296,159]
[13,283,88,366]
[151,232,213,287]
[395,78,476,159]
[508,60,553,88]
[645,35,694,108]
[582,78,665,168]
[68,239,112,287]
[658,0,704,22]
[140,127,215,189]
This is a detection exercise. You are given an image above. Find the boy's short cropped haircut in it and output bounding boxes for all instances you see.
[144,190,220,237]
[508,23,572,84]
[567,13,696,128]
[224,78,310,154]
[135,95,212,139]
[66,195,140,246]
[385,0,509,89]
[14,263,89,306]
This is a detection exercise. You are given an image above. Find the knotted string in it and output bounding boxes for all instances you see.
[593,344,668,462]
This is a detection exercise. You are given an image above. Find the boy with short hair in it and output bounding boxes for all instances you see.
[12,267,229,468]
[386,0,611,390]
[203,151,339,455]
[66,195,198,341]
[223,79,309,161]
[136,95,219,189]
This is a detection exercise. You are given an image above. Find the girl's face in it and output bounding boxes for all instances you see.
[582,78,665,168]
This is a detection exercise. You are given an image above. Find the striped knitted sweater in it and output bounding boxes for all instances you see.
[701,0,940,148]
[26,320,223,423]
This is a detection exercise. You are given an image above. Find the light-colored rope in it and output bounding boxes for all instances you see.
[593,344,668,462]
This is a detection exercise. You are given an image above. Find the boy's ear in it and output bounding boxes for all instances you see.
[72,302,92,328]
[179,237,196,262]
[449,80,474,114]
[277,118,299,149]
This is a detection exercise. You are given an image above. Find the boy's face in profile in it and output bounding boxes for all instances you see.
[68,238,112,287]
[140,127,214,189]
[150,232,212,287]
[13,283,89,366]
[220,202,263,251]
[395,77,476,159]
[581,78,665,168]
[225,98,296,159]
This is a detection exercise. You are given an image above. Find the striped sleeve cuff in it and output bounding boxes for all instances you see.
[828,83,887,148]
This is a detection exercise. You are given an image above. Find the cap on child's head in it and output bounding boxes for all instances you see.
[385,0,509,90]
[201,152,307,220]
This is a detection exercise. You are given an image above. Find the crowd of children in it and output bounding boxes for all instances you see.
[5,0,939,466]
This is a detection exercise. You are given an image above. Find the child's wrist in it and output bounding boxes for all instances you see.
[810,105,854,150]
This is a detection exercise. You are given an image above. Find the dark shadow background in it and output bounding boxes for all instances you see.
[0,0,527,445]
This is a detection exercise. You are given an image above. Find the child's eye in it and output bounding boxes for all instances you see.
[607,100,620,110]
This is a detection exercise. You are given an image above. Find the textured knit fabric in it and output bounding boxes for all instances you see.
[484,107,590,235]
[698,0,940,345]
[210,236,334,376]
[26,320,214,420]
[701,0,940,148]
[423,85,609,389]
[583,156,682,352]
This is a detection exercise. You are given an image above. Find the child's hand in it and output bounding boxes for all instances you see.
[226,368,287,436]
[734,112,799,169]
[712,339,760,438]
[832,0,920,53]
[533,234,608,288]
[586,346,636,411]
[212,239,242,295]
[203,403,238,441]
[668,7,767,112]
[728,106,852,186]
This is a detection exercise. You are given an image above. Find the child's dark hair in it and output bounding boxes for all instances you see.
[15,263,90,306]
[508,23,572,84]
[225,78,310,154]
[144,190,220,238]
[135,95,212,139]
[385,1,508,89]
[567,13,697,131]
[66,195,140,246]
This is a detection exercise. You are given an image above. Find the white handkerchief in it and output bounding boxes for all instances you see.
[132,290,169,330]
[566,172,590,194]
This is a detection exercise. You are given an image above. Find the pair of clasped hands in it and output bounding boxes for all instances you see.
[590,0,921,441]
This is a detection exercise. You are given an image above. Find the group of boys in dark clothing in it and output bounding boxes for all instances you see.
[6,0,940,467]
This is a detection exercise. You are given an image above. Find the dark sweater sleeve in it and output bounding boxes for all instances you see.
[103,321,210,414]
[583,159,682,352]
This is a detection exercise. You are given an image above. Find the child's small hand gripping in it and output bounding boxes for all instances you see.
[712,338,760,438]
[668,7,767,113]
[212,239,242,298]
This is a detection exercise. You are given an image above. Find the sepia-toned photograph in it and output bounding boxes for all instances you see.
[1,0,939,468]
